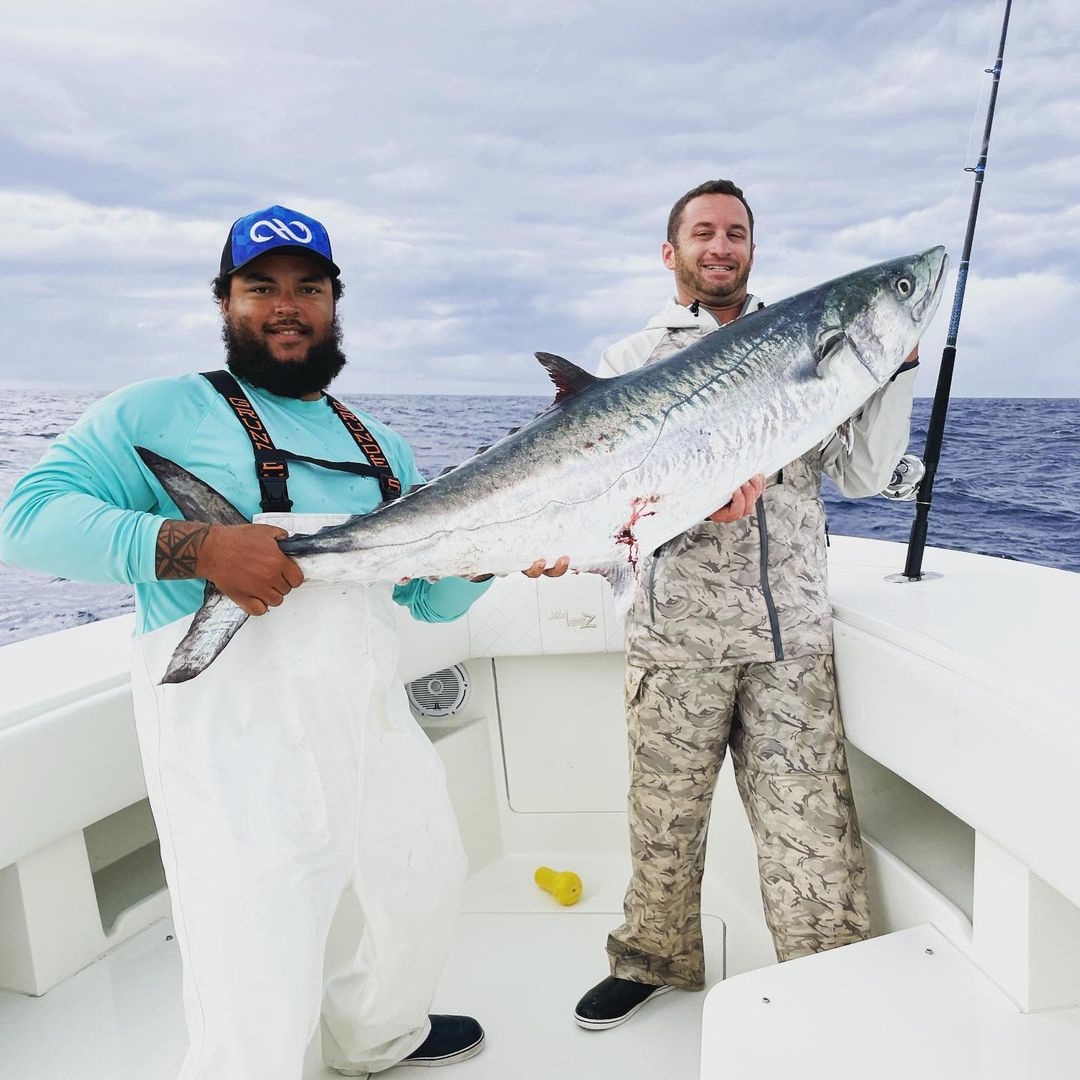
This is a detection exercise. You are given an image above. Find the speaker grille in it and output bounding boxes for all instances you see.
[405,665,470,718]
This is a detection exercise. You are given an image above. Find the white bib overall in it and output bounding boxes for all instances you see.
[130,531,467,1079]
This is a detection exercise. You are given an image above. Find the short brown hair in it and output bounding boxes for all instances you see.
[667,180,753,245]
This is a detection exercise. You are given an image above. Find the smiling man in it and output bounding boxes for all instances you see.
[215,242,348,400]
[0,205,564,1080]
[661,184,755,321]
[573,180,921,1030]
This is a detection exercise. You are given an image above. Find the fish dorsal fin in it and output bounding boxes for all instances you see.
[535,352,597,403]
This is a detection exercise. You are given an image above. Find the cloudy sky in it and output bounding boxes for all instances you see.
[2,0,1077,397]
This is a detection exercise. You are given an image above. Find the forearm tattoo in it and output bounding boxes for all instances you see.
[156,521,210,580]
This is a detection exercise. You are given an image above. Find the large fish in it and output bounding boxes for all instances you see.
[140,246,948,682]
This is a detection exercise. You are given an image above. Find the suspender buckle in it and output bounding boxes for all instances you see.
[260,476,293,513]
[255,454,292,512]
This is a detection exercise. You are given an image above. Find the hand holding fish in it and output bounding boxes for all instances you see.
[709,475,765,524]
[522,556,571,579]
[178,521,304,617]
[896,343,920,373]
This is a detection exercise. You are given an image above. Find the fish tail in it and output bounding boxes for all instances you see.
[162,583,250,685]
[135,447,250,683]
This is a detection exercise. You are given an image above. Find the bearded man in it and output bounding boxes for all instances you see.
[0,205,566,1079]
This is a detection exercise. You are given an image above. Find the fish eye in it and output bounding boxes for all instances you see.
[896,276,914,297]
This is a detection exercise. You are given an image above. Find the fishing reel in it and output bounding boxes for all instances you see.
[880,454,925,501]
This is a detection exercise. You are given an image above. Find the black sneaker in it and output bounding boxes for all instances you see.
[574,976,673,1030]
[400,1014,485,1067]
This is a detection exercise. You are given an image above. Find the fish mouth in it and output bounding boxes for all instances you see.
[912,248,949,323]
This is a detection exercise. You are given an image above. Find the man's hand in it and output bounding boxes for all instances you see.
[156,520,304,616]
[893,344,920,378]
[708,475,765,524]
[522,556,570,579]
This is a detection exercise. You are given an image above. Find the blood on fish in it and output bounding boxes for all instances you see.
[614,495,660,569]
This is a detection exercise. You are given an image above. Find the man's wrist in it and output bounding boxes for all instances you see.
[156,520,211,580]
[468,573,494,583]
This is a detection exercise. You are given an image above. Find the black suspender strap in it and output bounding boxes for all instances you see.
[201,371,401,513]
[324,395,402,500]
[202,370,292,512]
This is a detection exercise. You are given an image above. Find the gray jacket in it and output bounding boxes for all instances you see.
[597,295,917,666]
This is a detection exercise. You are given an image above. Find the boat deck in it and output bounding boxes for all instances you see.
[7,859,1080,1080]
[0,854,727,1080]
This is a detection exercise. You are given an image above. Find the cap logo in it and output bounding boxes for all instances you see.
[249,218,314,245]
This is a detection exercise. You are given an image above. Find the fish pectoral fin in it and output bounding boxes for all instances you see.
[580,561,639,622]
[136,447,248,526]
[535,352,599,404]
[161,583,250,684]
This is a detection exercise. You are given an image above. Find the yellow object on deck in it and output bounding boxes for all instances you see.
[534,866,583,906]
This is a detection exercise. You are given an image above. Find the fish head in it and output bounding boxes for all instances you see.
[816,246,949,385]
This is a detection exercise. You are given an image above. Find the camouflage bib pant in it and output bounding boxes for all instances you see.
[607,654,870,988]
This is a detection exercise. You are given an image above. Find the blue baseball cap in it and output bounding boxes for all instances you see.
[220,204,341,278]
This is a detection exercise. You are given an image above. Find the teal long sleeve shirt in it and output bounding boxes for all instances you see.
[0,374,492,634]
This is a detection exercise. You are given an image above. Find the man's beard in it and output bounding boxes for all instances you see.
[223,316,347,398]
[673,247,751,305]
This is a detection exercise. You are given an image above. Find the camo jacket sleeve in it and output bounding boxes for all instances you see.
[819,367,917,498]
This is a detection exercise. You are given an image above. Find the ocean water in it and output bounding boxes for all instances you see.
[1,390,1077,646]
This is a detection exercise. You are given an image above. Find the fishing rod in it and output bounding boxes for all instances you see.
[898,0,1013,581]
